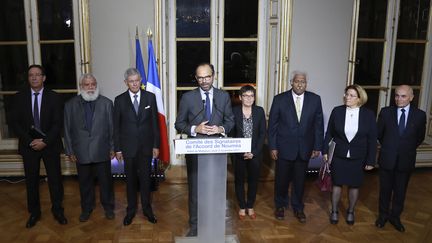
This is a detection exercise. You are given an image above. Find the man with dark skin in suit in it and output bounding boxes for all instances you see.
[375,85,426,232]
[268,71,324,223]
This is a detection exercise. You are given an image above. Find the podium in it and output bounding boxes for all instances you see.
[174,138,251,243]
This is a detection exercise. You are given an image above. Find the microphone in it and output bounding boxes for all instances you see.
[179,100,206,139]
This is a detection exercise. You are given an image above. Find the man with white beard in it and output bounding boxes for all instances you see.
[64,73,115,222]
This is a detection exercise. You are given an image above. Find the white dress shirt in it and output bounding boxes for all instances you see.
[344,106,359,158]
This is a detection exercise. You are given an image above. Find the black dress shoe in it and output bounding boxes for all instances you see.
[346,211,355,225]
[329,211,339,224]
[186,229,197,237]
[294,210,306,223]
[144,213,157,224]
[123,214,134,226]
[375,217,387,228]
[105,211,115,220]
[389,218,405,232]
[54,213,68,225]
[26,214,41,228]
[79,211,91,222]
[275,207,285,220]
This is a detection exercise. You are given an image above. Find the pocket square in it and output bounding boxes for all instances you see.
[145,105,151,109]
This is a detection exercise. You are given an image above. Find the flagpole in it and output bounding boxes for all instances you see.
[147,27,153,40]
[135,25,139,39]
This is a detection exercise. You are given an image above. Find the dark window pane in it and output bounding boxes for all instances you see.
[224,42,257,86]
[392,43,424,86]
[390,88,420,108]
[397,0,430,39]
[0,95,16,138]
[226,90,242,107]
[177,41,210,86]
[354,42,384,85]
[41,43,77,89]
[38,0,74,40]
[224,0,258,38]
[357,0,388,38]
[362,89,380,116]
[0,0,26,41]
[176,0,210,37]
[0,45,29,91]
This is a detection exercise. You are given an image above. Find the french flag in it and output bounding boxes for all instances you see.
[146,39,170,165]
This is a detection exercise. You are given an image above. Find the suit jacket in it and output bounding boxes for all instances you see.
[377,106,426,171]
[323,105,377,166]
[174,87,235,137]
[113,90,160,158]
[64,95,114,164]
[268,90,324,161]
[231,105,266,157]
[12,87,63,155]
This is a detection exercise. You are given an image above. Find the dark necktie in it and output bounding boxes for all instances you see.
[33,92,40,129]
[84,101,93,132]
[133,94,139,115]
[205,91,211,121]
[399,108,406,136]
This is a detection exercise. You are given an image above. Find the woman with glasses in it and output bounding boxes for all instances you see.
[322,84,377,225]
[231,85,266,220]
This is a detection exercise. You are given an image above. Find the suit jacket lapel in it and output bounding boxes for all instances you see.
[339,107,349,142]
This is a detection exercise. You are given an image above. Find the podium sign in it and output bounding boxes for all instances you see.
[175,137,247,243]
[174,137,251,154]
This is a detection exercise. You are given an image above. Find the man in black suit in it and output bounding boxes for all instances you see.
[12,64,67,228]
[64,73,115,222]
[174,63,235,236]
[268,70,324,223]
[375,85,426,232]
[114,68,160,226]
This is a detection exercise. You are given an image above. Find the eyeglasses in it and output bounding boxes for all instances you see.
[344,93,358,98]
[196,75,213,82]
[241,94,255,99]
[28,73,44,78]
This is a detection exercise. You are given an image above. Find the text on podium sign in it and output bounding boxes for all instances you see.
[174,138,252,154]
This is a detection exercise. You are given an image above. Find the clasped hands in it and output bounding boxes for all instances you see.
[30,139,46,151]
[195,121,223,136]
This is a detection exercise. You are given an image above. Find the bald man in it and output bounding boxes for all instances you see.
[375,85,426,232]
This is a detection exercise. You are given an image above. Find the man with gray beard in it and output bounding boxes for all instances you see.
[64,73,115,222]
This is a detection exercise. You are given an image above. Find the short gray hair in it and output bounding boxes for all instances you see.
[124,67,141,80]
[79,73,97,85]
[290,70,308,82]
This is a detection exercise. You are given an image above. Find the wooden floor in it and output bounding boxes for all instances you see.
[1,169,432,243]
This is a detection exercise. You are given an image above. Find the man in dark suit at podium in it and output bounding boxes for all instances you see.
[175,63,235,236]
[268,70,324,223]
[114,68,160,226]
[12,64,67,228]
[375,85,426,232]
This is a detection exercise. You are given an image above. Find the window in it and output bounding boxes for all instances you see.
[174,0,259,107]
[353,0,431,114]
[0,0,82,147]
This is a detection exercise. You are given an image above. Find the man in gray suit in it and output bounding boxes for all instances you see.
[175,63,235,236]
[64,73,115,222]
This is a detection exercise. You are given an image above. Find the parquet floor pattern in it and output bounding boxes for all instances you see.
[1,169,432,243]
